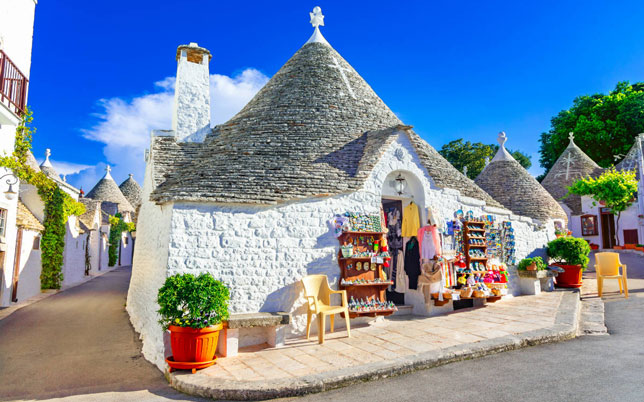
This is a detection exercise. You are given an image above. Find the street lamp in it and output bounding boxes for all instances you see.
[0,173,19,200]
[394,173,407,196]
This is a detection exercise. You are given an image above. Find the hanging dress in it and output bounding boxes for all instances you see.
[404,236,421,290]
[402,202,421,237]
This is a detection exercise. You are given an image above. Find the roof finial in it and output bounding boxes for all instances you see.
[306,6,329,45]
[128,173,133,179]
[310,6,324,28]
[41,148,54,168]
[567,132,576,147]
[497,131,507,148]
[484,156,490,166]
[490,131,516,163]
[463,166,468,176]
[105,165,113,179]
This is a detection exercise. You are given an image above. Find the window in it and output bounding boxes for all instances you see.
[33,236,40,250]
[581,215,598,236]
[124,237,129,245]
[0,208,7,237]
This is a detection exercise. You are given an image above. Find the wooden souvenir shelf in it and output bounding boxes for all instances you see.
[338,230,394,318]
[463,221,488,271]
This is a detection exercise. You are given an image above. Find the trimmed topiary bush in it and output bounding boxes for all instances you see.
[517,256,547,271]
[157,273,230,331]
[547,237,591,270]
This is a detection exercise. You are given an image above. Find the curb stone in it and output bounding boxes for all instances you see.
[167,290,580,401]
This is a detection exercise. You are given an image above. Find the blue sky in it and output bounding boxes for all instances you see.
[27,0,644,190]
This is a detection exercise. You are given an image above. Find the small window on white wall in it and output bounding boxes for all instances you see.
[125,237,128,245]
[33,236,40,250]
[0,208,7,237]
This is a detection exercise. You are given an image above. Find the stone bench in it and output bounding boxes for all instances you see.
[217,312,290,357]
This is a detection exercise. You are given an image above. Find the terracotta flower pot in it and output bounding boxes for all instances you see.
[553,264,583,288]
[636,247,644,252]
[625,244,636,250]
[169,324,223,363]
[526,262,537,271]
[614,245,624,250]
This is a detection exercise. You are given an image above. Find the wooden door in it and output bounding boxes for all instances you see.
[623,229,639,245]
[601,212,616,249]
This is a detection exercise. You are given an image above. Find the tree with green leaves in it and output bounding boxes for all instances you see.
[439,139,532,180]
[567,168,638,245]
[539,81,644,174]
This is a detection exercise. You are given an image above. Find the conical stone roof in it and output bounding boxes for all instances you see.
[86,166,134,212]
[541,133,604,215]
[119,174,142,209]
[476,132,567,222]
[39,149,59,179]
[149,30,502,208]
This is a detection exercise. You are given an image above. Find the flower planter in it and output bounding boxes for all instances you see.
[624,244,636,250]
[636,247,644,253]
[553,264,583,288]
[614,245,624,250]
[590,244,599,250]
[526,262,537,271]
[169,323,223,364]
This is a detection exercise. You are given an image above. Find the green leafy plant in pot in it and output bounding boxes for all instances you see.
[158,273,230,370]
[517,256,547,271]
[547,237,591,288]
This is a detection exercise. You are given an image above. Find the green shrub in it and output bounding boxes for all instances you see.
[517,256,547,271]
[547,237,591,269]
[157,273,230,330]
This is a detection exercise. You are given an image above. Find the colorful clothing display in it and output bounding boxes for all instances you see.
[401,202,421,237]
[418,225,441,259]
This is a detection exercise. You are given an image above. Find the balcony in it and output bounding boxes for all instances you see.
[0,50,28,116]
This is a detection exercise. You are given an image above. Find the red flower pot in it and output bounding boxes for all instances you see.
[625,244,636,250]
[169,324,223,363]
[553,264,583,288]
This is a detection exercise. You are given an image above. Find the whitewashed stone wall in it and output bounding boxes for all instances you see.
[61,216,88,287]
[577,195,642,246]
[128,132,558,370]
[119,232,134,266]
[127,158,174,370]
[14,228,40,302]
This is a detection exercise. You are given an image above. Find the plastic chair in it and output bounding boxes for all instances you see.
[595,252,628,298]
[301,275,351,344]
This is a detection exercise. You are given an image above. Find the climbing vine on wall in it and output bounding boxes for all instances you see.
[108,213,135,266]
[0,110,86,289]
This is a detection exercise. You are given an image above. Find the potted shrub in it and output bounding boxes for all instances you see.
[589,243,599,250]
[636,244,644,252]
[547,237,591,288]
[517,256,547,271]
[554,229,565,238]
[158,273,230,372]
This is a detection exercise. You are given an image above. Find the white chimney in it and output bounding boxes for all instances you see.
[172,42,212,142]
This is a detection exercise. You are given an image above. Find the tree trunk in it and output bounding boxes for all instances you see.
[615,212,621,246]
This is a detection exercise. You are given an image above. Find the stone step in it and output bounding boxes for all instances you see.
[393,305,413,316]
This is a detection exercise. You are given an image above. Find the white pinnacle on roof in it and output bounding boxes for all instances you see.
[105,165,113,180]
[39,148,61,179]
[490,131,516,163]
[42,148,53,167]
[306,6,329,45]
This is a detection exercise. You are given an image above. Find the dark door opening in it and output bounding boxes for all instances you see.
[600,209,616,249]
[623,229,638,245]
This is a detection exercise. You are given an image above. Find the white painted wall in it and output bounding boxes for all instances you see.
[127,152,174,370]
[0,182,19,307]
[573,196,642,246]
[98,225,110,270]
[0,0,36,80]
[118,232,134,266]
[172,45,210,142]
[128,132,558,370]
[14,228,40,301]
[61,216,88,287]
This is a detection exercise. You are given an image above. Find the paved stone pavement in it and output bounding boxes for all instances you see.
[0,266,174,401]
[199,293,563,383]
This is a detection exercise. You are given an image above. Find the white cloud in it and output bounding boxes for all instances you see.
[35,159,92,176]
[68,68,269,189]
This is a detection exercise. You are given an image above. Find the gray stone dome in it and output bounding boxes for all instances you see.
[541,134,604,215]
[119,174,142,209]
[149,36,503,208]
[476,133,567,222]
[86,167,134,212]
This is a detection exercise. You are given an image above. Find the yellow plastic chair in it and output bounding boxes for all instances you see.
[595,252,628,298]
[301,275,351,344]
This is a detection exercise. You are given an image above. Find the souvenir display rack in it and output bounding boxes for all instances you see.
[337,231,396,318]
[463,220,488,273]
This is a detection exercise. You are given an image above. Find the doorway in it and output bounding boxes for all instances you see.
[600,208,616,249]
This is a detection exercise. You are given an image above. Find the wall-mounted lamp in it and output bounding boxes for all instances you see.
[394,173,407,196]
[1,173,19,200]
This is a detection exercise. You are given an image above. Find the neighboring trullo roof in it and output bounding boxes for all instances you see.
[541,133,604,215]
[615,133,644,180]
[86,166,134,212]
[475,132,567,222]
[148,9,503,208]
[16,200,44,232]
[39,149,59,179]
[119,174,142,209]
[26,151,41,172]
